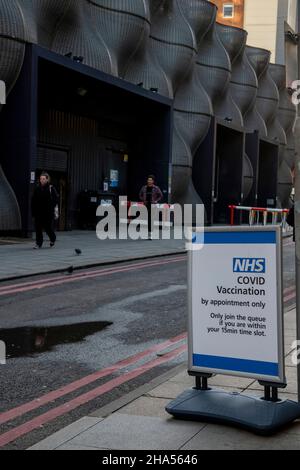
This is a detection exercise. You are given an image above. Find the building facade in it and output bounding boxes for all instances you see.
[244,0,298,82]
[211,0,298,83]
[0,0,296,234]
[210,0,245,28]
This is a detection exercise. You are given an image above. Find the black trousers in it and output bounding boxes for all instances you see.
[35,219,56,247]
[146,202,152,233]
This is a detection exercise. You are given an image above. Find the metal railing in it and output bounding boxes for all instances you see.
[229,205,290,230]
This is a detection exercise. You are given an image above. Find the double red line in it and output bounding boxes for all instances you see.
[0,256,186,297]
[0,333,187,447]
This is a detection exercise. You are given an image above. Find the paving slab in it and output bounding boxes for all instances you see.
[57,445,108,450]
[118,396,171,418]
[62,414,205,450]
[29,417,104,450]
[207,374,254,390]
[164,369,253,390]
[240,389,299,402]
[147,381,242,400]
[181,423,300,450]
[247,366,298,395]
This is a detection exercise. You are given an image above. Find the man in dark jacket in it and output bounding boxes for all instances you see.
[31,173,59,248]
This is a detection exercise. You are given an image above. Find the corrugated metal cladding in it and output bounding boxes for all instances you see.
[37,146,68,171]
[38,108,128,227]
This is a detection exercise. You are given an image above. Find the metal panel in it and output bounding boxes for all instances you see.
[37,146,68,172]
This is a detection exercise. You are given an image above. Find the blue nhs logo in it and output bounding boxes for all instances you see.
[233,258,266,273]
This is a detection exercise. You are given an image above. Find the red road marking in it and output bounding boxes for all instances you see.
[0,256,186,292]
[0,344,187,447]
[284,286,296,295]
[284,292,296,302]
[0,256,186,297]
[0,332,186,426]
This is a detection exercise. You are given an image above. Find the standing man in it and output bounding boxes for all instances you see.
[31,172,59,249]
[139,175,163,239]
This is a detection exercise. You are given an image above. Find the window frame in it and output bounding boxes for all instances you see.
[223,3,234,19]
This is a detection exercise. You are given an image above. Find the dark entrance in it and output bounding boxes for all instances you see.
[192,118,216,225]
[257,139,279,208]
[244,131,260,208]
[193,120,245,225]
[37,56,172,229]
[214,124,245,224]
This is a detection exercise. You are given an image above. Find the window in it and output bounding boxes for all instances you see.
[223,4,234,18]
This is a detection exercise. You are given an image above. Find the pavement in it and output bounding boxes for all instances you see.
[1,227,299,450]
[0,227,293,282]
[0,230,186,281]
[29,306,300,450]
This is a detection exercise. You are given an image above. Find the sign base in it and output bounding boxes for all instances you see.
[166,388,300,436]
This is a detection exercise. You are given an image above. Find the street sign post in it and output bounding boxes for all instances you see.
[166,226,300,435]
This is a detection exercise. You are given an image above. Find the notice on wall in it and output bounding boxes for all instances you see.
[110,170,119,188]
[189,227,285,383]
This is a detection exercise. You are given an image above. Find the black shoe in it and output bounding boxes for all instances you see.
[50,241,55,248]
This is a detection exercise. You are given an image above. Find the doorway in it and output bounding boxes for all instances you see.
[36,145,69,230]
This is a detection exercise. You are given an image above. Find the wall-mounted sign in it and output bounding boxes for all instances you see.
[110,170,119,188]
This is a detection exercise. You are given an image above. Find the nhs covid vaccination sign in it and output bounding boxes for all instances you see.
[189,226,285,383]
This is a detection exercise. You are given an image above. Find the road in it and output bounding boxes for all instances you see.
[0,236,296,450]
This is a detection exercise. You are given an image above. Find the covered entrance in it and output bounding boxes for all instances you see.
[0,45,172,234]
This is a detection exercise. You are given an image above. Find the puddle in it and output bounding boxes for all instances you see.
[0,321,112,358]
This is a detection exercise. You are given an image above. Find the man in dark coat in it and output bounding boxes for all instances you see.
[31,173,59,248]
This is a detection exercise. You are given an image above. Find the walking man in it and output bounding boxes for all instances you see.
[31,173,59,249]
[139,175,163,239]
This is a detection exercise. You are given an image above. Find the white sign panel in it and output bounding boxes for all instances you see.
[189,226,285,383]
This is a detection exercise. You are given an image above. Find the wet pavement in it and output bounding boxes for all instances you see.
[0,322,112,359]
